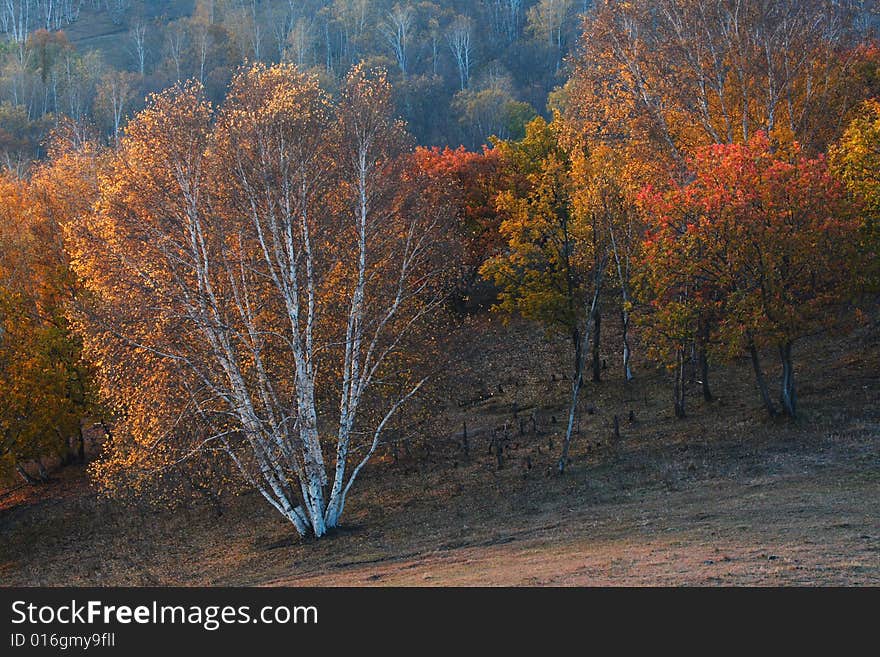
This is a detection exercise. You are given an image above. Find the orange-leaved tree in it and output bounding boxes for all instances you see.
[412,145,504,308]
[0,168,91,482]
[66,64,454,538]
[830,98,880,290]
[480,117,608,472]
[564,0,872,175]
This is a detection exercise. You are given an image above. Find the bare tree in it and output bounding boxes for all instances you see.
[382,3,415,77]
[284,17,315,69]
[332,0,372,62]
[165,19,188,81]
[491,0,523,44]
[527,0,575,73]
[95,69,135,143]
[447,14,473,91]
[103,0,130,25]
[128,20,148,76]
[191,17,210,84]
[1,0,33,61]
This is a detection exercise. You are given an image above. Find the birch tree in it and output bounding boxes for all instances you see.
[382,3,415,78]
[165,19,188,81]
[191,17,210,84]
[490,0,523,44]
[67,64,452,538]
[95,70,136,144]
[527,0,575,74]
[447,15,473,91]
[128,20,148,76]
[571,143,639,383]
[1,0,32,48]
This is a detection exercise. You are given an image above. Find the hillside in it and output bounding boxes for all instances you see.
[1,314,877,586]
[58,2,195,65]
[0,0,577,164]
[1,0,878,590]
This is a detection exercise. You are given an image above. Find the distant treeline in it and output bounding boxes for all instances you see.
[0,0,593,171]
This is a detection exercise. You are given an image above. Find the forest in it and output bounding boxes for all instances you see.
[0,0,585,167]
[0,0,878,584]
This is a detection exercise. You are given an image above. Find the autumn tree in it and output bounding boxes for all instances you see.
[285,17,317,70]
[830,98,880,289]
[563,0,873,179]
[557,0,875,415]
[452,67,537,148]
[95,69,138,144]
[637,186,719,418]
[0,165,90,482]
[526,0,576,75]
[67,63,453,538]
[26,28,70,84]
[29,123,104,458]
[481,117,606,472]
[413,144,504,305]
[570,143,641,383]
[0,102,52,175]
[639,133,861,418]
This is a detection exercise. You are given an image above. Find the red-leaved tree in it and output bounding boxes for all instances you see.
[640,133,860,418]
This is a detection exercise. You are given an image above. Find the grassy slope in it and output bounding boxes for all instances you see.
[0,310,878,586]
[55,2,195,70]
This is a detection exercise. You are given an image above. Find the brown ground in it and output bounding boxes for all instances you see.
[0,313,878,586]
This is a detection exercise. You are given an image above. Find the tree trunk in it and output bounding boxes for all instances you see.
[559,267,605,474]
[461,421,469,459]
[56,428,75,465]
[747,333,777,417]
[621,309,633,382]
[559,341,584,474]
[779,340,797,418]
[571,325,582,389]
[77,424,86,463]
[609,227,633,382]
[591,309,601,383]
[36,460,50,482]
[698,319,713,401]
[698,346,712,402]
[494,427,506,470]
[673,348,686,418]
[15,463,40,485]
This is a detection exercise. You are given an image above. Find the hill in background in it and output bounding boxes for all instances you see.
[1,0,582,171]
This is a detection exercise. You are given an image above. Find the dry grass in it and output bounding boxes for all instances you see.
[58,2,195,70]
[0,311,878,586]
